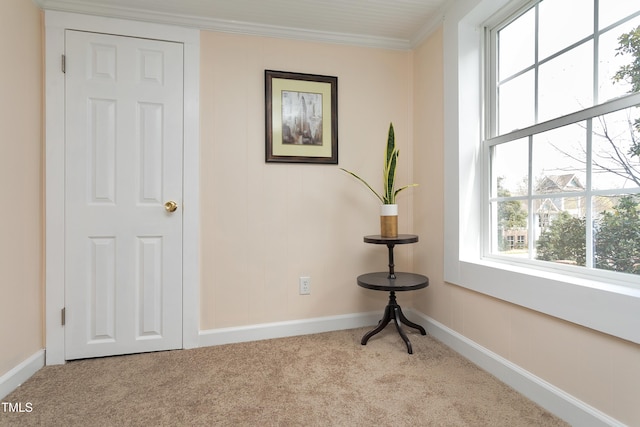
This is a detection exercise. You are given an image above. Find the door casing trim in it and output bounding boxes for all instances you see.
[44,10,200,364]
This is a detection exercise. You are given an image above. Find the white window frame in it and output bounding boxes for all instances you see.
[443,0,640,344]
[484,1,640,279]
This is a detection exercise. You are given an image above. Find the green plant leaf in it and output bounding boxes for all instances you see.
[394,183,419,200]
[385,150,398,203]
[340,121,417,206]
[339,168,384,203]
[386,123,395,169]
[383,123,397,203]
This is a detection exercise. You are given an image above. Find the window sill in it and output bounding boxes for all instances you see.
[452,258,640,344]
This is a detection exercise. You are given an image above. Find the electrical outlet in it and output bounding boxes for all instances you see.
[299,276,311,295]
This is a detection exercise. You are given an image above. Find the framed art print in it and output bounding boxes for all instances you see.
[265,70,338,164]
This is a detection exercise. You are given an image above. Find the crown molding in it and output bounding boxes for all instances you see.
[32,0,412,50]
[410,0,453,48]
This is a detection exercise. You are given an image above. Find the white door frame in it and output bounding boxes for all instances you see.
[44,10,200,365]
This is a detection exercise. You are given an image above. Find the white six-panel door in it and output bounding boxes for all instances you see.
[64,30,184,360]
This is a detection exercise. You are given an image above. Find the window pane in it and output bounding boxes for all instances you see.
[488,0,640,283]
[598,16,640,102]
[534,198,587,267]
[492,200,529,255]
[499,70,535,133]
[532,123,587,195]
[593,194,640,275]
[538,42,593,122]
[592,107,640,190]
[538,0,593,61]
[492,138,529,197]
[599,2,640,30]
[498,7,535,79]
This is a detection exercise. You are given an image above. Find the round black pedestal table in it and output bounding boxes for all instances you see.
[357,234,429,354]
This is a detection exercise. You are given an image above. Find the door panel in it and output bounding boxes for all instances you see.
[64,30,184,360]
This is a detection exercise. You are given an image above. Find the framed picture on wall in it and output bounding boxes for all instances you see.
[265,70,338,164]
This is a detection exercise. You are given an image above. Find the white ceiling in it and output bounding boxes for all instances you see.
[33,0,451,49]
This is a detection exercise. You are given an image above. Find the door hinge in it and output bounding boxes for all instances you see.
[61,54,66,73]
[61,307,66,326]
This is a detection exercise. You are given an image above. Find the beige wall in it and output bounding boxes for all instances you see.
[412,27,445,318]
[3,3,639,423]
[199,31,416,329]
[0,0,44,377]
[412,27,640,426]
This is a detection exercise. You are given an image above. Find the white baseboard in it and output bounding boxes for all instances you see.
[0,350,45,401]
[409,310,624,427]
[198,312,380,347]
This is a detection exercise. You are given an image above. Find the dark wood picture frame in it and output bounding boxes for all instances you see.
[265,70,338,164]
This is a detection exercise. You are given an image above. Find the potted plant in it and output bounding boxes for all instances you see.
[340,122,417,237]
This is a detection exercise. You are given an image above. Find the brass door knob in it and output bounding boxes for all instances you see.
[164,200,178,213]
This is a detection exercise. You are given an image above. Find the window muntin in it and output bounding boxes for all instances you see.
[487,1,640,282]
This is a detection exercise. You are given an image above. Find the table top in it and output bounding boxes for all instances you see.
[363,234,418,245]
[357,272,429,291]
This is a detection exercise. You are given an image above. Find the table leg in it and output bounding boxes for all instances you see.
[360,291,425,354]
[361,305,392,345]
[396,305,427,335]
[392,307,413,354]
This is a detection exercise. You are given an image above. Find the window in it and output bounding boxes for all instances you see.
[444,0,640,346]
[486,0,640,283]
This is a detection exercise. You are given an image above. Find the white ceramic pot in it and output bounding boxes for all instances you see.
[380,204,398,216]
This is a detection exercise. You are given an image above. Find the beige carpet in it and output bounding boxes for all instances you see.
[1,327,568,426]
